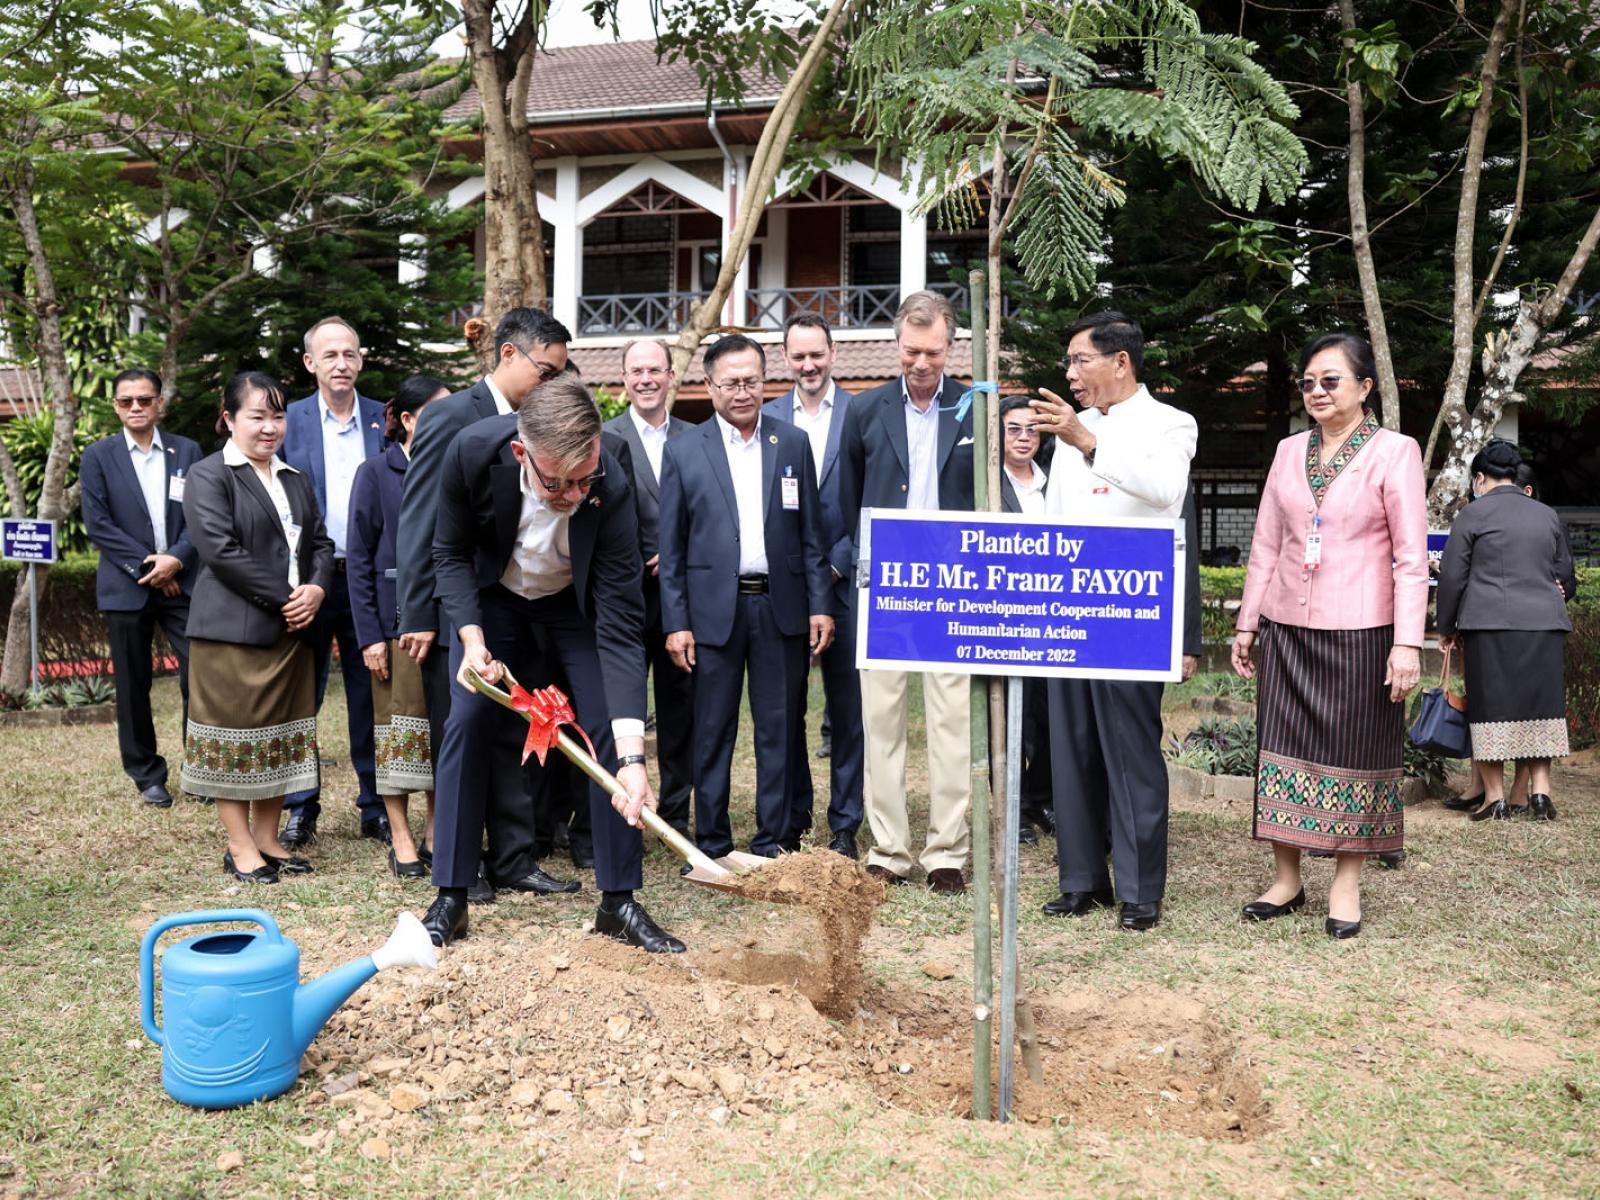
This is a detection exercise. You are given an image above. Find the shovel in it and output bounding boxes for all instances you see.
[463,666,776,896]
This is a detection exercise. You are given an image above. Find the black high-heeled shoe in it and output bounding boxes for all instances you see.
[1325,916,1361,939]
[1529,794,1557,821]
[1242,887,1306,922]
[1469,800,1510,822]
[261,852,314,874]
[417,840,433,867]
[388,848,428,879]
[223,849,279,884]
[1442,791,1485,812]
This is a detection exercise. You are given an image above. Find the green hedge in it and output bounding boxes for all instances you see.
[0,553,117,674]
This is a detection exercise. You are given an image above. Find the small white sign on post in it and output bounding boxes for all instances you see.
[2,518,59,692]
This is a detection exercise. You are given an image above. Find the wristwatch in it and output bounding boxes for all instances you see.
[616,754,647,769]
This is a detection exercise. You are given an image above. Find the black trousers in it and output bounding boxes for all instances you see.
[432,586,642,892]
[285,563,380,816]
[644,576,695,835]
[1047,677,1169,905]
[816,588,864,834]
[104,593,191,790]
[1021,676,1053,817]
[691,592,810,857]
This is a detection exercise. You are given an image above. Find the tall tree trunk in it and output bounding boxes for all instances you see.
[662,0,854,408]
[462,0,548,374]
[0,161,77,690]
[1428,201,1600,523]
[1337,0,1399,430]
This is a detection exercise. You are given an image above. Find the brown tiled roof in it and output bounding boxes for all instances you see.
[441,38,779,125]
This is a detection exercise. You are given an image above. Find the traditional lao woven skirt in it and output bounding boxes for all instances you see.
[1252,620,1405,854]
[181,633,318,801]
[373,639,434,795]
[1463,630,1569,760]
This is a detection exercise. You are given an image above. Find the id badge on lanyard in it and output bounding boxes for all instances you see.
[1304,514,1323,572]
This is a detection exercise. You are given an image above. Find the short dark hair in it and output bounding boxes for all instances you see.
[702,333,766,379]
[998,395,1034,422]
[1067,311,1144,375]
[783,313,833,348]
[495,307,572,355]
[112,367,162,396]
[1469,437,1522,484]
[385,374,448,442]
[217,371,287,435]
[1514,460,1539,498]
[1298,333,1377,388]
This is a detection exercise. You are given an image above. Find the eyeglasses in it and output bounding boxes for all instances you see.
[516,343,564,383]
[1060,352,1111,371]
[1296,374,1347,395]
[1002,423,1039,440]
[710,378,763,397]
[526,454,605,495]
[114,394,159,409]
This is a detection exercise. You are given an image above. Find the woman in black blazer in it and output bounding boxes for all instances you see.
[180,372,335,883]
[347,374,448,879]
[1437,440,1577,822]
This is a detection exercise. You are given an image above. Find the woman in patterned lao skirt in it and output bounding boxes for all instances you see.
[346,374,449,878]
[1230,334,1427,939]
[181,372,334,883]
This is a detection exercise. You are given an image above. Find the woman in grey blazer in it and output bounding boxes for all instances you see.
[1436,440,1577,821]
[180,372,336,882]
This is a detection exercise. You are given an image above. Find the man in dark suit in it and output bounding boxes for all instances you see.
[601,338,694,841]
[277,316,388,847]
[837,290,975,893]
[393,307,572,899]
[423,374,681,953]
[79,367,203,807]
[762,314,862,858]
[659,334,835,860]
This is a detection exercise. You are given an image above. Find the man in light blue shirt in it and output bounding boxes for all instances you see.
[278,316,388,848]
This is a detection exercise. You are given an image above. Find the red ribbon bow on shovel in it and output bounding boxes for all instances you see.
[506,683,597,766]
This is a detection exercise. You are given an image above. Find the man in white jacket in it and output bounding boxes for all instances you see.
[1031,311,1197,931]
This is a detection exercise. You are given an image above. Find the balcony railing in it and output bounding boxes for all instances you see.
[577,290,708,336]
[744,284,902,330]
[928,280,1021,320]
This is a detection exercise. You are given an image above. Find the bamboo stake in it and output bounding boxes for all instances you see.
[968,269,993,1122]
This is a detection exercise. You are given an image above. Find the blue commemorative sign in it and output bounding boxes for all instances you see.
[1,518,58,564]
[856,509,1185,682]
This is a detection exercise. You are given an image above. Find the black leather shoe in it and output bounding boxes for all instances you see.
[417,840,433,866]
[494,866,580,895]
[1325,916,1361,939]
[1042,888,1114,917]
[1242,887,1305,922]
[1023,806,1055,837]
[1470,800,1510,822]
[927,868,966,895]
[466,871,496,904]
[141,783,173,808]
[222,850,278,884]
[1442,791,1485,812]
[1374,850,1406,870]
[1119,901,1161,931]
[360,813,392,844]
[828,830,858,859]
[1018,822,1039,846]
[388,848,427,879]
[865,864,907,886]
[1529,793,1557,821]
[280,803,320,848]
[422,893,468,946]
[593,899,686,953]
[261,852,314,875]
[569,838,595,870]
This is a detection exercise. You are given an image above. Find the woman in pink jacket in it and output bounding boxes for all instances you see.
[1231,334,1427,939]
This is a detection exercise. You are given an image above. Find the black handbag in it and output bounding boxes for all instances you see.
[1409,646,1470,758]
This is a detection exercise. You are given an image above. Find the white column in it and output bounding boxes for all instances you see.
[552,158,580,333]
[727,150,750,327]
[898,158,927,297]
[757,208,788,329]
[398,232,424,285]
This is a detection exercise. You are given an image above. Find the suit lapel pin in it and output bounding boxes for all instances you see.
[768,434,778,444]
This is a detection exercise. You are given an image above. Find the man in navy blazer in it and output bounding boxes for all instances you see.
[836,290,975,893]
[659,334,835,860]
[79,368,202,807]
[761,314,863,858]
[277,317,388,846]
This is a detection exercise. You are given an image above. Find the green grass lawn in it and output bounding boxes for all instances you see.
[1,672,1597,1198]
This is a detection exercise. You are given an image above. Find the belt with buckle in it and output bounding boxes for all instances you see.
[737,574,769,595]
[332,558,348,574]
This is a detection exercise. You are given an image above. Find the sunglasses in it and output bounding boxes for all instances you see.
[1296,374,1348,395]
[114,394,160,409]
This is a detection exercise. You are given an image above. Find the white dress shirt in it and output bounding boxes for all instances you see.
[1045,385,1197,521]
[485,374,513,416]
[224,440,303,588]
[790,381,835,486]
[317,394,369,558]
[716,413,769,575]
[902,376,944,512]
[1006,461,1048,516]
[628,405,670,483]
[498,460,643,743]
[124,429,168,554]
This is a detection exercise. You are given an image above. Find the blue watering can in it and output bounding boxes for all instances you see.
[139,908,437,1109]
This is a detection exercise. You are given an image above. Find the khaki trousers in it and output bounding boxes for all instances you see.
[860,668,971,876]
